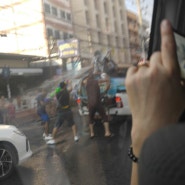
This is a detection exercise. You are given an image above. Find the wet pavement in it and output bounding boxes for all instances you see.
[2,107,132,185]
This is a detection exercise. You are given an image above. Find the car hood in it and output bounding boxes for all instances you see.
[0,124,17,131]
[0,124,25,140]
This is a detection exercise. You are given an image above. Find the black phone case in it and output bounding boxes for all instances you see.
[148,0,185,122]
[148,0,185,59]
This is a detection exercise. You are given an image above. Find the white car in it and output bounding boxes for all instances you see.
[0,124,32,181]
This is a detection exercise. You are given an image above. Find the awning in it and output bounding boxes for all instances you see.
[0,68,43,76]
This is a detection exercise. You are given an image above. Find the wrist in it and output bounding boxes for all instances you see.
[131,127,148,156]
[128,146,139,163]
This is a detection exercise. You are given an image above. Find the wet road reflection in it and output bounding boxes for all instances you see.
[2,109,132,185]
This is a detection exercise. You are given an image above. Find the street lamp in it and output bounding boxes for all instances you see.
[136,0,147,60]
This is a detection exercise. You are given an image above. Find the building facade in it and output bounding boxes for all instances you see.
[0,0,73,68]
[70,0,131,67]
[0,0,132,69]
[127,10,150,64]
[127,10,140,64]
[0,0,74,96]
[0,0,47,58]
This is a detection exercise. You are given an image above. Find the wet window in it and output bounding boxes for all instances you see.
[0,0,154,184]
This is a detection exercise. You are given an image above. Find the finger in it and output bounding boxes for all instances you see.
[126,65,138,77]
[137,61,149,67]
[161,19,179,74]
[125,66,138,87]
[149,52,162,67]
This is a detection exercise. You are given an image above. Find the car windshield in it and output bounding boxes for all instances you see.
[0,0,154,185]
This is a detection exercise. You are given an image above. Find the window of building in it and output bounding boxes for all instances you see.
[85,11,89,25]
[44,3,50,14]
[60,10,65,19]
[119,0,123,6]
[84,0,88,6]
[104,2,108,14]
[66,13,71,21]
[98,32,101,43]
[120,10,123,20]
[47,28,53,38]
[107,35,111,46]
[123,38,126,46]
[105,17,109,31]
[69,34,73,38]
[114,21,118,32]
[121,24,125,35]
[54,30,60,39]
[63,32,68,40]
[94,0,98,10]
[96,14,100,27]
[115,36,119,47]
[112,6,116,17]
[52,6,58,16]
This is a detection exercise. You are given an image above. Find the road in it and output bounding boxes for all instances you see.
[2,107,132,185]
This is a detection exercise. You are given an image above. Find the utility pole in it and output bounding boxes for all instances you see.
[136,0,146,60]
[48,36,55,77]
[88,31,93,57]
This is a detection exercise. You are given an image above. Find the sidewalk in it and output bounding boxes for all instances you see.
[15,108,38,124]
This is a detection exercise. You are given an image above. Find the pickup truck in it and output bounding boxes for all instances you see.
[76,70,131,120]
[75,50,131,120]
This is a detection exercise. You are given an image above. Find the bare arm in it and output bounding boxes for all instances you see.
[98,76,110,93]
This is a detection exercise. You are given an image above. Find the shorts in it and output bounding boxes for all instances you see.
[54,109,75,128]
[39,113,50,124]
[88,103,108,124]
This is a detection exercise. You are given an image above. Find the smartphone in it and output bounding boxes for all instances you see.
[148,0,185,79]
[174,31,185,79]
[148,0,185,121]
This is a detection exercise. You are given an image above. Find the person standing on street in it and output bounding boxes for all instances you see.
[36,89,51,140]
[47,81,79,144]
[0,95,8,124]
[7,98,16,125]
[86,71,113,138]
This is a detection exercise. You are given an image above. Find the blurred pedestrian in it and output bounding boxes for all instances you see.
[7,98,16,125]
[86,71,113,138]
[36,89,51,140]
[71,84,78,101]
[0,95,8,124]
[47,81,79,144]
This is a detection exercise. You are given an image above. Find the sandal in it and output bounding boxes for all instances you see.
[90,135,95,139]
[90,134,95,139]
[105,133,114,138]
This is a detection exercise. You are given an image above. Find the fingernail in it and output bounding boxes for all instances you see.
[161,19,170,30]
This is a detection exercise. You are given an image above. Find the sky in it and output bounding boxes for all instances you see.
[125,0,154,25]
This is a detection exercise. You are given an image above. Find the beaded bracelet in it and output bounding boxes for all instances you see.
[128,146,139,163]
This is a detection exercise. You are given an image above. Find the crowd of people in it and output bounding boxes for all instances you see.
[34,69,115,145]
